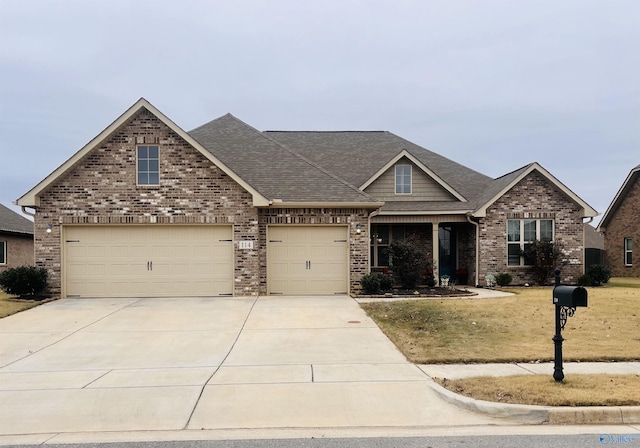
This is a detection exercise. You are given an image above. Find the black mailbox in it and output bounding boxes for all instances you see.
[553,285,588,307]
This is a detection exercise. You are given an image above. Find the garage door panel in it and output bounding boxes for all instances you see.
[267,226,348,295]
[64,226,233,298]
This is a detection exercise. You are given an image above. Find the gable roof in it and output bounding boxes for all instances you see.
[0,204,33,235]
[597,164,640,231]
[472,162,598,218]
[16,98,271,207]
[189,115,382,206]
[359,149,467,202]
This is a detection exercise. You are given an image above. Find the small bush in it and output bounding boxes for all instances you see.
[379,274,394,292]
[585,264,611,286]
[577,274,592,286]
[360,273,381,295]
[495,273,513,287]
[0,266,48,299]
[389,236,428,289]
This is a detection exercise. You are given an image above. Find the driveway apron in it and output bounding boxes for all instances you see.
[0,295,504,436]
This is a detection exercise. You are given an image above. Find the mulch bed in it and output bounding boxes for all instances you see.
[357,287,474,298]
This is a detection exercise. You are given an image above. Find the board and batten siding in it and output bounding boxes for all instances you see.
[364,160,457,202]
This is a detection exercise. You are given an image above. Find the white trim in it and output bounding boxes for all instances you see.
[359,150,467,202]
[473,163,598,218]
[395,164,412,195]
[624,237,633,266]
[16,98,271,207]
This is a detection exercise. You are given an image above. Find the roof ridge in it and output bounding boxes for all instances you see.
[258,131,377,201]
[264,130,388,134]
[493,162,536,181]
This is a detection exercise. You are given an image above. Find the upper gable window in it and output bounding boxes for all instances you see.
[625,238,633,266]
[395,165,412,194]
[0,241,5,264]
[137,145,159,185]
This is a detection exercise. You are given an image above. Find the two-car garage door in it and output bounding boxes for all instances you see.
[64,226,233,297]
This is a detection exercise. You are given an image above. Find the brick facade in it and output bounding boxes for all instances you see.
[603,176,640,277]
[478,171,584,285]
[35,109,260,297]
[33,109,372,297]
[0,233,34,271]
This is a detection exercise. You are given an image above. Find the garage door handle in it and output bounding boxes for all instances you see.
[150,261,153,271]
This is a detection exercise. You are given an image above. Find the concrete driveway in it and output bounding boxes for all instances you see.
[0,295,505,439]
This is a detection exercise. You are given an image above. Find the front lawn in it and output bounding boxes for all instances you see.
[361,278,640,364]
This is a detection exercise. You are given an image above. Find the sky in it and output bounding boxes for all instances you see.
[0,0,638,227]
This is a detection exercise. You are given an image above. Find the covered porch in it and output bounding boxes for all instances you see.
[369,215,477,286]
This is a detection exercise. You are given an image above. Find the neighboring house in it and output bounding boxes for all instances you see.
[584,224,605,268]
[0,203,34,272]
[597,164,640,278]
[16,98,597,298]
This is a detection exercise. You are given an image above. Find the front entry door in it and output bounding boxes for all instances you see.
[438,225,457,279]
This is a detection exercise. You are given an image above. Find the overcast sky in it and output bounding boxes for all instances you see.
[1,0,638,226]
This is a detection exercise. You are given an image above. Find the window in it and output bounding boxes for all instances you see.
[507,219,554,266]
[0,241,5,264]
[137,145,159,185]
[625,238,633,266]
[395,165,411,194]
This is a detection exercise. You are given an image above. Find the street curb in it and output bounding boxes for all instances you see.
[428,380,549,424]
[428,381,640,425]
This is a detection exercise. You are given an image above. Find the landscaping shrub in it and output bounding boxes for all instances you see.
[388,236,428,289]
[585,264,611,286]
[524,240,566,285]
[0,266,48,299]
[379,273,394,292]
[360,273,381,295]
[577,274,592,287]
[495,272,512,286]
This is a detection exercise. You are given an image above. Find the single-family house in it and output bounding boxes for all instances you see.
[16,98,597,298]
[0,203,34,271]
[597,164,640,277]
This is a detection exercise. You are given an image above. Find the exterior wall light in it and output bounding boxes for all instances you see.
[46,224,52,234]
[356,224,361,234]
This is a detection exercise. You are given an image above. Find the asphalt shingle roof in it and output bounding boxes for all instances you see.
[189,115,378,204]
[0,204,33,235]
[189,114,537,213]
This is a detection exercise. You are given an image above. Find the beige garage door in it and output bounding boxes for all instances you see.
[64,225,233,297]
[267,226,348,295]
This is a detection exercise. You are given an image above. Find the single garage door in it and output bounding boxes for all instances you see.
[64,225,233,297]
[267,226,348,295]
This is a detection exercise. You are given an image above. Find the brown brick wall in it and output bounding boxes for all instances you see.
[0,233,34,271]
[34,108,260,297]
[603,176,640,277]
[478,171,584,285]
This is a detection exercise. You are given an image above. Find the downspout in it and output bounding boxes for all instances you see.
[466,213,480,287]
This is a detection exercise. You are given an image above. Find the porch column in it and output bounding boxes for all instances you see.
[432,222,439,286]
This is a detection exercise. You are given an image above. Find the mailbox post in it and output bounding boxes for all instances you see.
[552,269,588,382]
